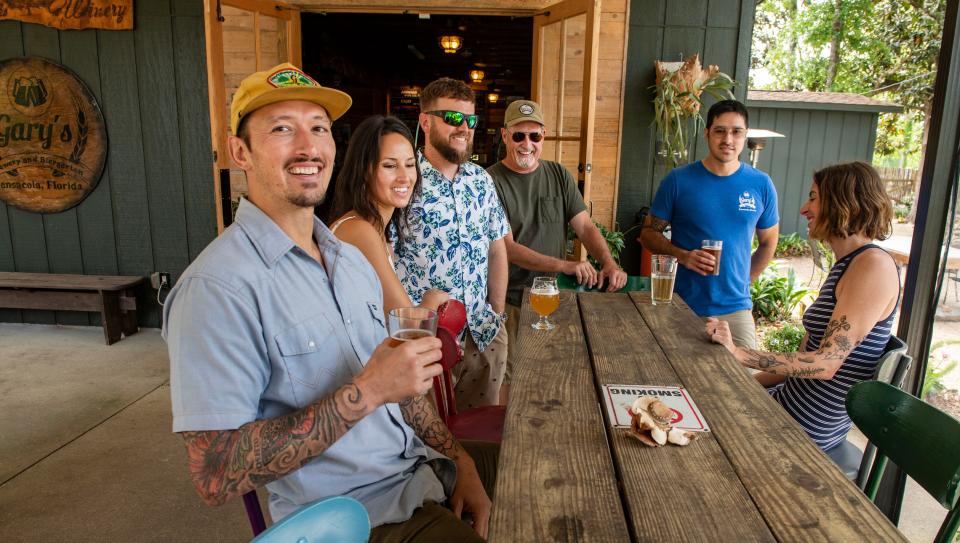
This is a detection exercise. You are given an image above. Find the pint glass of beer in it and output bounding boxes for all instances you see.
[651,255,678,305]
[387,307,437,346]
[530,276,560,330]
[702,240,723,276]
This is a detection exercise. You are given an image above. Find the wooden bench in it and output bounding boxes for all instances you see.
[0,272,146,345]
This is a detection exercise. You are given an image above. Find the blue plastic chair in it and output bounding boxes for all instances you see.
[250,495,370,543]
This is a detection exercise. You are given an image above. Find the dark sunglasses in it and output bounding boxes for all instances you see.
[426,110,479,129]
[510,131,544,143]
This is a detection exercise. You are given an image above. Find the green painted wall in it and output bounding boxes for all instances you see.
[617,0,755,234]
[0,0,217,328]
[746,105,881,237]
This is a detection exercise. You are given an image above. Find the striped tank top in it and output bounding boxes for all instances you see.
[770,243,898,451]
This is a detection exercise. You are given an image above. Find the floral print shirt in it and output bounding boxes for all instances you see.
[394,151,510,351]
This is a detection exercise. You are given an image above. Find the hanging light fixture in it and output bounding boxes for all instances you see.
[439,35,463,54]
[469,70,485,82]
[487,93,499,103]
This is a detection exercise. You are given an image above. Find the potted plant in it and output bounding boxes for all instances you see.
[652,54,736,169]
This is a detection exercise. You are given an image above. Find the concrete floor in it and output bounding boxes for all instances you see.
[0,323,258,542]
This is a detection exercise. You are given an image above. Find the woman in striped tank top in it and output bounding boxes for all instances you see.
[707,162,899,451]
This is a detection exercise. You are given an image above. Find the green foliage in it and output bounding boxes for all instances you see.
[923,340,960,399]
[751,264,813,322]
[763,322,806,353]
[652,67,735,169]
[567,221,625,272]
[751,0,946,166]
[775,232,810,257]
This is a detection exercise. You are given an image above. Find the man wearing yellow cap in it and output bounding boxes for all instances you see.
[488,99,627,402]
[163,63,494,541]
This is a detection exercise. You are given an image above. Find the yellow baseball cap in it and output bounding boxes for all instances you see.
[229,62,352,134]
[503,99,545,127]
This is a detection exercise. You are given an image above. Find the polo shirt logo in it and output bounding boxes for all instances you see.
[738,191,757,212]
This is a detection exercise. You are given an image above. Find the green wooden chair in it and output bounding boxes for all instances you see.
[556,273,649,292]
[846,380,960,543]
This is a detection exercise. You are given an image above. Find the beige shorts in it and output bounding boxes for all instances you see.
[706,309,758,349]
[502,303,522,385]
[454,325,508,410]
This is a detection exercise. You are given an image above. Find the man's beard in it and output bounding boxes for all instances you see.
[287,191,325,208]
[430,129,473,164]
[514,149,536,169]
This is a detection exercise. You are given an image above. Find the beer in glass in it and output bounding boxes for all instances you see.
[702,239,723,276]
[651,255,678,305]
[530,276,560,330]
[387,307,437,346]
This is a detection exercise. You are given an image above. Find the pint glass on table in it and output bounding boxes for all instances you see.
[530,276,560,330]
[651,255,678,305]
[387,307,437,346]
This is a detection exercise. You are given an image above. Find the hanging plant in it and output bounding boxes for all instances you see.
[652,54,736,169]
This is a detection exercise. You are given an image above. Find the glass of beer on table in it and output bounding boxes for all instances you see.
[530,276,560,331]
[702,239,723,276]
[387,307,437,346]
[651,255,678,305]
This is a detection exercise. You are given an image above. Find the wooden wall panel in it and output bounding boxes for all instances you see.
[0,5,216,328]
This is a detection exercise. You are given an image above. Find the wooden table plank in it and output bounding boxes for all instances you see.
[0,272,145,291]
[490,290,631,543]
[629,292,907,542]
[579,292,775,542]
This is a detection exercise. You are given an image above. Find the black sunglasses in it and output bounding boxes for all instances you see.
[510,131,544,143]
[426,110,479,129]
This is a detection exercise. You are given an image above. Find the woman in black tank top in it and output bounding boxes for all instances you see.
[706,161,900,450]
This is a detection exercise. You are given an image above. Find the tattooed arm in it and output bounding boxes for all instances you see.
[638,214,715,275]
[707,247,899,380]
[399,394,492,537]
[180,337,444,506]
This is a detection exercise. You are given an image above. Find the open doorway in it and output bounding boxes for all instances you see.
[301,12,533,218]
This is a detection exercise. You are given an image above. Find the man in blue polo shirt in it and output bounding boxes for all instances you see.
[163,63,495,541]
[640,100,779,348]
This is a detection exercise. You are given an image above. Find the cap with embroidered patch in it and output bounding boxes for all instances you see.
[503,99,544,127]
[230,62,352,134]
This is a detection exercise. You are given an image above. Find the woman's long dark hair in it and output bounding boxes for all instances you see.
[329,115,421,251]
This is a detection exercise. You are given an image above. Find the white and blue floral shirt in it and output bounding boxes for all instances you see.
[394,151,510,351]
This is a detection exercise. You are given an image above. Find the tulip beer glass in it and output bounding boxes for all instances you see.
[651,255,678,305]
[530,276,560,330]
[702,240,723,276]
[387,307,437,346]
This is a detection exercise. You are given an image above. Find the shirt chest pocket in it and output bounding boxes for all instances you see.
[538,196,563,224]
[275,315,350,401]
[363,301,387,358]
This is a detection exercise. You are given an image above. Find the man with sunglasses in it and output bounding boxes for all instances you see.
[487,99,627,402]
[640,99,779,349]
[395,77,510,412]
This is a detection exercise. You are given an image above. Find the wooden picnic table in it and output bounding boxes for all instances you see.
[489,290,907,542]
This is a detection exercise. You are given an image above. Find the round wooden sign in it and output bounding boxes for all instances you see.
[0,57,107,213]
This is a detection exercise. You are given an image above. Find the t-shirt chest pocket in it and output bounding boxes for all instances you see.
[538,196,563,224]
[364,301,387,354]
[275,315,349,400]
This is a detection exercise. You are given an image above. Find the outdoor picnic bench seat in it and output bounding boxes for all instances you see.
[0,272,146,345]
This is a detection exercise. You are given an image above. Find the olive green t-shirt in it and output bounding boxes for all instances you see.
[487,160,587,307]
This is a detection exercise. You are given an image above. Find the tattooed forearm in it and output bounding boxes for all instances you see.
[642,216,670,233]
[735,314,862,380]
[180,382,371,506]
[399,394,465,462]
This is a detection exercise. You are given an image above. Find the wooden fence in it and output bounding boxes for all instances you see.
[877,166,917,202]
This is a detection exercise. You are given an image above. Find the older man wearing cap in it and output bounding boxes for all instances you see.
[163,63,496,541]
[487,99,626,402]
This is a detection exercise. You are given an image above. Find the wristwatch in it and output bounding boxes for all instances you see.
[497,311,508,323]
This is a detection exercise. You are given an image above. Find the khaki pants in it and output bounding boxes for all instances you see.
[368,440,499,543]
[706,309,757,349]
[454,326,507,410]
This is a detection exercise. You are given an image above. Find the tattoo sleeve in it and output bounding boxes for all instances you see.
[180,382,370,506]
[398,394,465,462]
[737,315,859,379]
[643,216,671,233]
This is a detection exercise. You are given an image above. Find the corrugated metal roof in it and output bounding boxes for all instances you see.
[746,90,902,112]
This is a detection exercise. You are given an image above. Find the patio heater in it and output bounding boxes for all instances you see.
[746,128,786,168]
